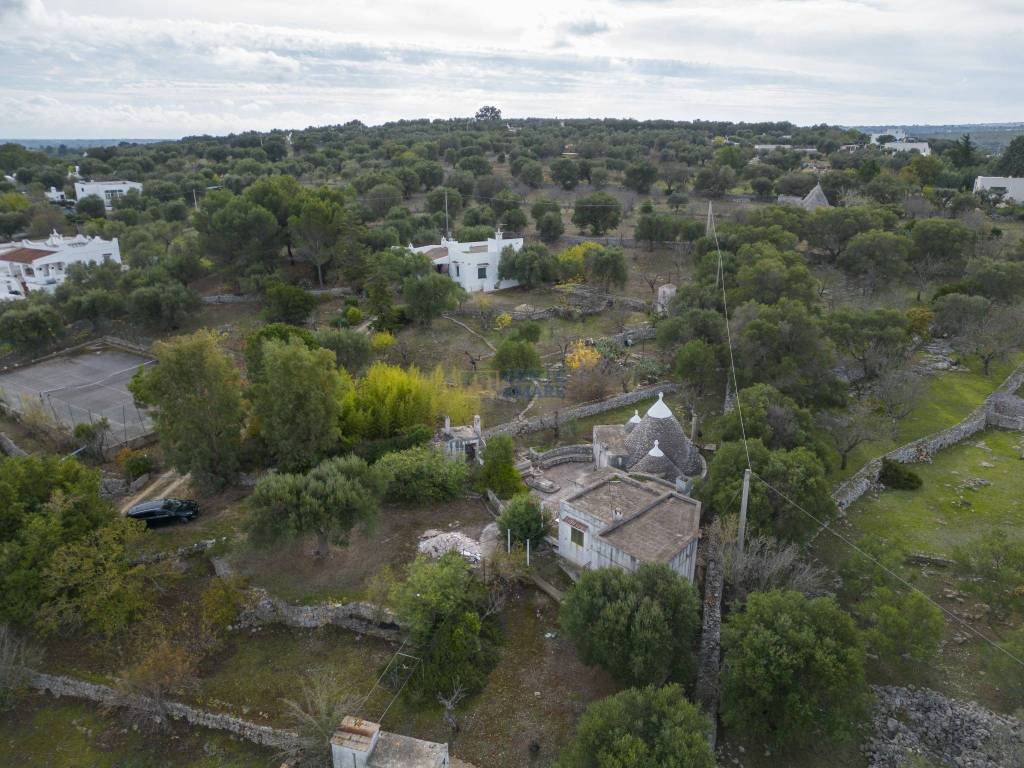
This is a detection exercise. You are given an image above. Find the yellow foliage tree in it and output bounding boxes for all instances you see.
[344,363,479,439]
[566,340,601,371]
[495,312,512,331]
[371,331,396,352]
[557,242,602,282]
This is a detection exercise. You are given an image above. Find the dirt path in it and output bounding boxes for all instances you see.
[119,470,190,514]
[442,314,496,354]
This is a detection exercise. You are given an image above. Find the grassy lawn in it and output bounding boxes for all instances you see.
[815,428,1024,715]
[0,695,276,768]
[194,625,396,724]
[833,353,1023,482]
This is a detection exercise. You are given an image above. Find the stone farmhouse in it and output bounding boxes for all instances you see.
[410,230,522,293]
[0,230,121,301]
[556,468,702,582]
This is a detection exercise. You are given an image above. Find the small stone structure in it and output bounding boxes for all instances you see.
[864,685,1024,768]
[331,715,449,768]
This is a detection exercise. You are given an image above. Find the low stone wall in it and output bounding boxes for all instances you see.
[694,527,724,750]
[0,432,28,457]
[200,294,257,304]
[29,672,298,750]
[833,361,1024,511]
[130,537,225,566]
[483,383,678,438]
[234,588,404,642]
[864,685,1023,768]
[528,444,593,468]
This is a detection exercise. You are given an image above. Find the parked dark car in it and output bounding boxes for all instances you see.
[127,498,199,526]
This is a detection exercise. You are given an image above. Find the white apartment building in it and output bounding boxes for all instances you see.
[73,180,143,209]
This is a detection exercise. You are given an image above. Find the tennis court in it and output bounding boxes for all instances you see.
[0,344,154,444]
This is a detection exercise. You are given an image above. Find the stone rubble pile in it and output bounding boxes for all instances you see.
[864,685,1024,768]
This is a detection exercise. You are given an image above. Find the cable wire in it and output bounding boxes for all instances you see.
[750,470,1024,671]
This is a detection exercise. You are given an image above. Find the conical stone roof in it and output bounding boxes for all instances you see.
[631,440,678,479]
[624,393,703,477]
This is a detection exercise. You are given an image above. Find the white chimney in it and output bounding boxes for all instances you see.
[444,415,451,434]
[473,414,481,435]
[331,717,381,768]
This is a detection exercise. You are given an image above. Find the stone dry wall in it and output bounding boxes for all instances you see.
[694,527,724,751]
[234,588,404,642]
[0,432,28,457]
[833,362,1024,511]
[30,672,298,750]
[527,444,593,468]
[864,685,1024,768]
[483,382,679,438]
[130,537,225,566]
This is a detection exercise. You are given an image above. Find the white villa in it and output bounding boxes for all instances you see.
[881,140,931,156]
[973,176,1024,203]
[73,180,143,209]
[0,231,121,301]
[557,468,702,581]
[411,230,522,293]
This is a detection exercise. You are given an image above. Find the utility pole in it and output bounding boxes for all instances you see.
[737,468,751,553]
[444,188,450,239]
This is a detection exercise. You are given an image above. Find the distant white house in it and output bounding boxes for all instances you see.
[870,128,907,144]
[973,176,1024,203]
[73,180,143,209]
[881,141,931,157]
[410,230,522,293]
[0,230,121,301]
[44,186,67,204]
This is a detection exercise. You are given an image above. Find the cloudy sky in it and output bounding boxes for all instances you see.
[1,0,1021,138]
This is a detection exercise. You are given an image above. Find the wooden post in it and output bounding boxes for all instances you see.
[526,538,530,567]
[507,527,511,555]
[737,468,751,553]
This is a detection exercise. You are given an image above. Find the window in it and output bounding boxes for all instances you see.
[455,265,460,277]
[570,527,584,547]
[477,266,487,279]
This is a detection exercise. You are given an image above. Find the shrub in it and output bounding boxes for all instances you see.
[117,448,156,481]
[477,435,524,498]
[856,586,944,666]
[497,493,549,546]
[879,458,922,490]
[374,446,468,503]
[560,564,701,686]
[370,331,395,352]
[344,306,363,326]
[354,424,433,464]
[721,590,867,747]
[954,532,1024,619]
[262,282,317,325]
[555,685,714,768]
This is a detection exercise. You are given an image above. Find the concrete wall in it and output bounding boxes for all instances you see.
[527,444,593,468]
[29,672,299,750]
[483,383,679,438]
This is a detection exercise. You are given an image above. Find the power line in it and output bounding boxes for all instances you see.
[751,470,1024,671]
[708,202,751,469]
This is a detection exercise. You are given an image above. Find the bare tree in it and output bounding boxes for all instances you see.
[818,401,885,470]
[720,536,827,603]
[437,678,467,733]
[280,670,368,767]
[873,369,925,437]
[955,305,1022,376]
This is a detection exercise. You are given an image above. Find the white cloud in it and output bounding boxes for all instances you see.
[0,0,1021,137]
[212,46,301,74]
